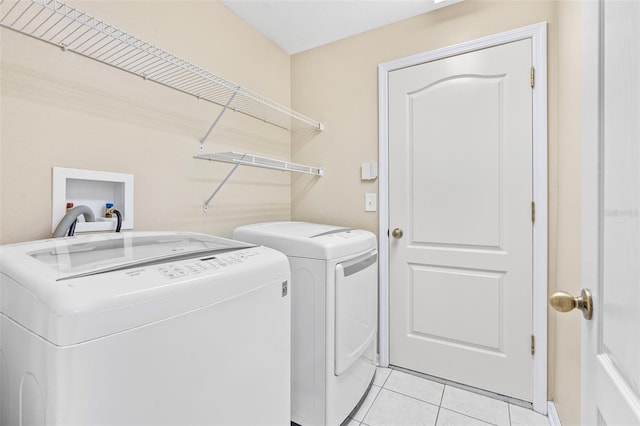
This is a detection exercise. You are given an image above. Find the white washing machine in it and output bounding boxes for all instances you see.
[233,222,378,426]
[0,232,290,426]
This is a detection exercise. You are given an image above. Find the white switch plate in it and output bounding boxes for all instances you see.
[365,193,377,212]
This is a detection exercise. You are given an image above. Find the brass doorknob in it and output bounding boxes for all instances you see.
[391,228,404,239]
[549,288,593,320]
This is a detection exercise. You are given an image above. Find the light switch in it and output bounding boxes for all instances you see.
[365,193,377,212]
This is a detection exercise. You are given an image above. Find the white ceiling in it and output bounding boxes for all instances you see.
[220,0,462,55]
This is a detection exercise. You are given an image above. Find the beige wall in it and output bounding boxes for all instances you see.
[291,1,582,424]
[0,0,292,244]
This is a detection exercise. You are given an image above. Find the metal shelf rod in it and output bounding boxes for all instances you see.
[199,89,239,151]
[201,154,247,212]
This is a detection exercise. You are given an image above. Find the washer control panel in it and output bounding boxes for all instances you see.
[156,250,259,280]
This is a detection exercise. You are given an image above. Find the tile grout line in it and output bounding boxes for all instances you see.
[389,365,532,410]
[379,370,391,387]
[365,381,509,425]
[382,369,445,408]
[436,383,503,426]
[372,368,526,426]
[433,383,447,425]
[356,369,392,423]
[439,384,446,406]
[359,384,384,424]
[438,406,502,426]
[381,386,442,408]
[350,369,387,424]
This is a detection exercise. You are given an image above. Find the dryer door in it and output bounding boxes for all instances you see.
[334,250,378,376]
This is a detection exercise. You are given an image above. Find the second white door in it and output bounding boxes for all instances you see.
[581,0,640,423]
[388,39,534,402]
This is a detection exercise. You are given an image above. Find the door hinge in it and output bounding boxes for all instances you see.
[530,67,535,88]
[531,201,536,223]
[531,335,535,355]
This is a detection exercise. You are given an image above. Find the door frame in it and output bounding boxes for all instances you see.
[378,22,548,413]
[581,1,599,422]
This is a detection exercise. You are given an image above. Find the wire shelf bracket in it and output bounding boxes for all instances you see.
[0,0,325,132]
[195,152,324,212]
[199,88,239,151]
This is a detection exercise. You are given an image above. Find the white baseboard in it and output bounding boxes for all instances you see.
[547,401,562,426]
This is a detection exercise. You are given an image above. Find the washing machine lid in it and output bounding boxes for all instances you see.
[233,221,377,259]
[0,232,289,346]
[21,232,252,279]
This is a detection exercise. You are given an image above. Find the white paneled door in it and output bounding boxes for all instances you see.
[581,1,640,424]
[388,39,534,402]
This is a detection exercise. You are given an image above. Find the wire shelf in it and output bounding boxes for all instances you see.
[0,0,324,131]
[195,152,325,176]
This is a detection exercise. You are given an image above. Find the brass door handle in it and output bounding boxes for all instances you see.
[391,228,404,239]
[549,288,593,320]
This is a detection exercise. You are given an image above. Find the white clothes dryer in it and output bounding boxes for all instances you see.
[0,232,290,426]
[234,222,378,426]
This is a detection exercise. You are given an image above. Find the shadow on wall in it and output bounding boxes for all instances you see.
[291,172,323,211]
[2,59,290,155]
[1,62,207,139]
[292,127,322,152]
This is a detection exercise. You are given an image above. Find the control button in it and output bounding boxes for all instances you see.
[157,264,193,279]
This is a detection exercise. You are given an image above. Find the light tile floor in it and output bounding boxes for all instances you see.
[346,368,550,426]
